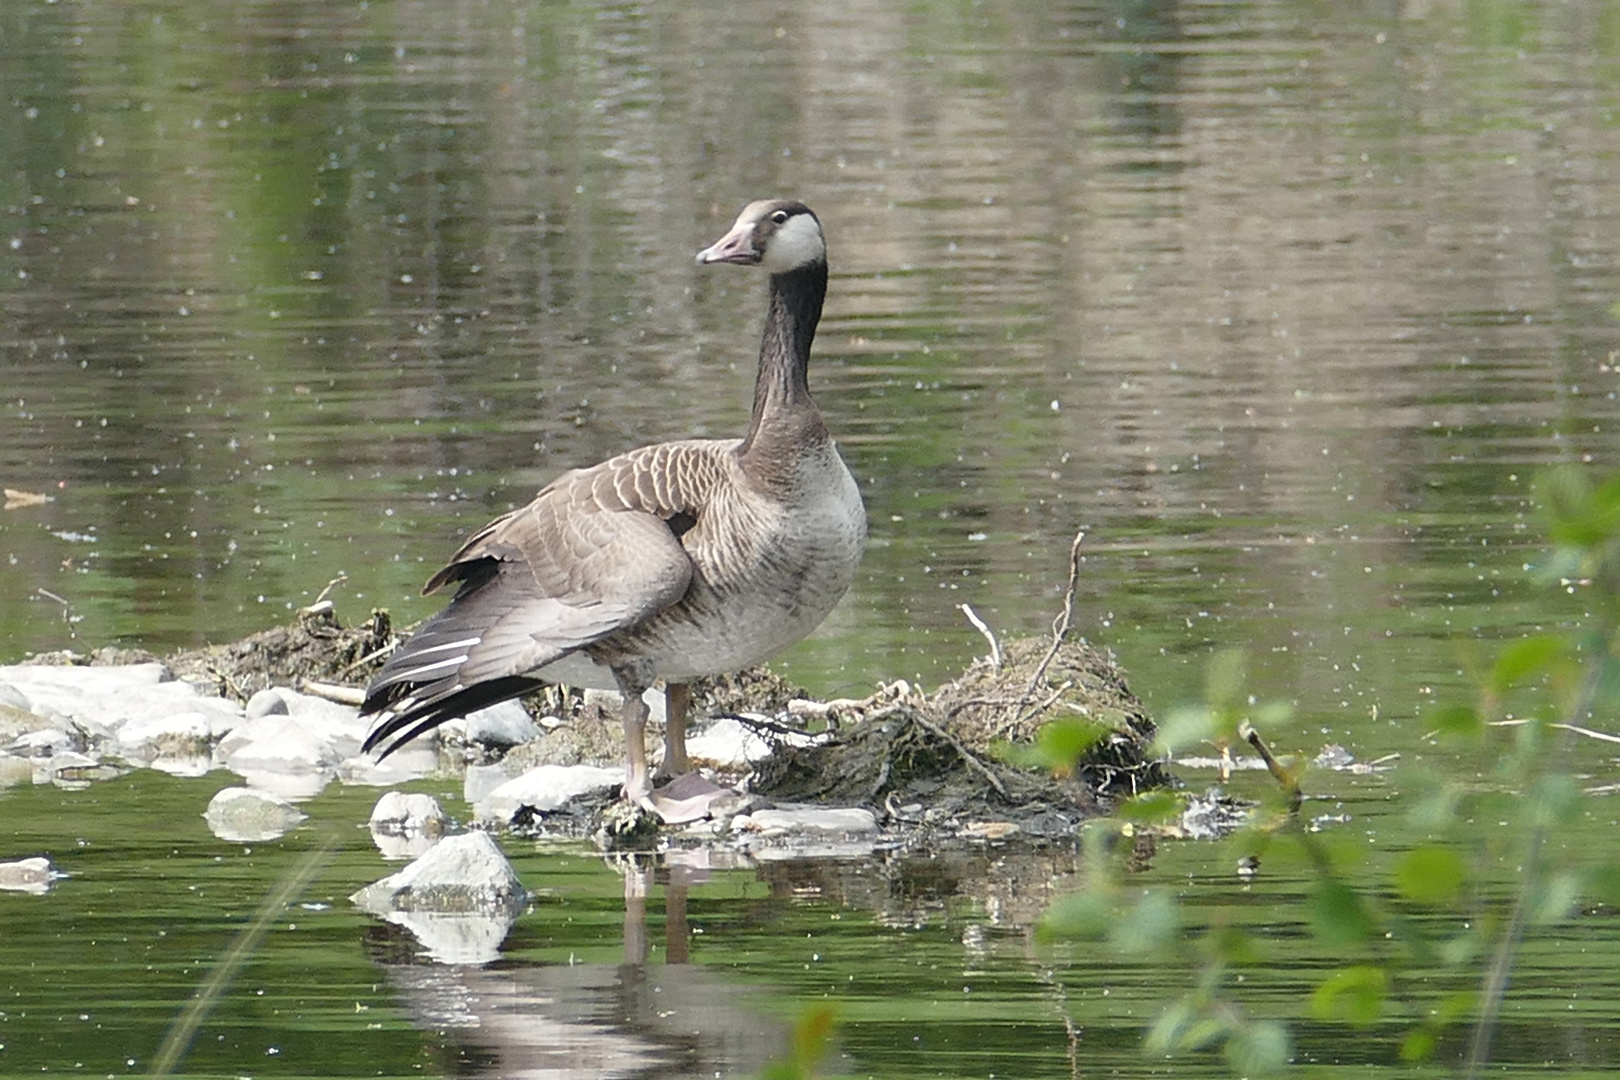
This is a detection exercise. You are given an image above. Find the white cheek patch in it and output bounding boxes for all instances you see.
[761,214,826,274]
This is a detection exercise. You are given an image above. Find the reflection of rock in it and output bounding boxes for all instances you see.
[0,856,56,893]
[0,752,33,787]
[204,786,309,842]
[372,909,520,965]
[351,832,527,914]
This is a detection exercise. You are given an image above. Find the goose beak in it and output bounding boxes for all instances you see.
[695,222,759,265]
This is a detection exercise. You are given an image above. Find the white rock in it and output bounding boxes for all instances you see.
[204,786,309,842]
[583,686,666,725]
[0,856,56,893]
[244,688,290,719]
[117,710,214,750]
[218,715,339,773]
[230,769,332,800]
[464,700,542,748]
[350,831,526,912]
[0,682,33,711]
[474,764,621,823]
[683,716,776,768]
[0,664,243,740]
[0,662,169,694]
[7,727,80,757]
[370,791,448,833]
[148,754,212,778]
[337,743,439,787]
[732,806,879,837]
[462,763,510,807]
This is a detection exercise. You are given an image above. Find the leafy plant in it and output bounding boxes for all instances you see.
[1036,465,1620,1075]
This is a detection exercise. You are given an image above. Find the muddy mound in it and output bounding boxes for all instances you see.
[750,638,1168,829]
[162,605,398,699]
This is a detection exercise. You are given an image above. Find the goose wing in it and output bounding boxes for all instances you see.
[360,449,717,756]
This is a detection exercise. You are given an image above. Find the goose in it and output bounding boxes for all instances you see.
[359,198,867,816]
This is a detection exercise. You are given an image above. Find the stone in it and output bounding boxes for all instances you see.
[370,791,448,834]
[218,715,339,774]
[473,764,621,823]
[244,688,290,719]
[0,856,56,893]
[203,786,309,842]
[7,727,80,757]
[117,711,215,754]
[682,716,776,769]
[731,806,879,837]
[350,831,527,913]
[463,700,542,749]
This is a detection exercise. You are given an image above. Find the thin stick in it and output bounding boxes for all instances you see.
[1015,528,1086,719]
[959,603,1001,669]
[910,712,1010,800]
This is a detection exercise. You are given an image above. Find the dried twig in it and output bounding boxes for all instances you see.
[787,680,913,722]
[910,711,1011,800]
[1490,718,1620,746]
[296,679,367,706]
[959,603,1001,669]
[1013,528,1085,721]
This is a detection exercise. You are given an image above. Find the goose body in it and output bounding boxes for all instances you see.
[360,199,866,809]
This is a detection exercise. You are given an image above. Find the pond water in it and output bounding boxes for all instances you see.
[4,0,1620,1076]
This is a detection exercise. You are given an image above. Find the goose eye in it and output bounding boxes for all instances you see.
[770,210,789,224]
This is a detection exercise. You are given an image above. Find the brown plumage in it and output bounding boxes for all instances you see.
[360,199,867,809]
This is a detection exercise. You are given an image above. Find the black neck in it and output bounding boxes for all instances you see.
[740,260,828,456]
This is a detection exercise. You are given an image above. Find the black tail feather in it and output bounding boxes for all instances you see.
[361,674,546,759]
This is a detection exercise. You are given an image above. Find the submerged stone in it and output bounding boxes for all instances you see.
[204,786,309,843]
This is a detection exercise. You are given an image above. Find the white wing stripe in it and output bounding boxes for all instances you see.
[401,636,483,656]
[394,654,469,679]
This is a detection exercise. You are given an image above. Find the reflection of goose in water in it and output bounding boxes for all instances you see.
[364,858,786,1078]
[360,200,866,816]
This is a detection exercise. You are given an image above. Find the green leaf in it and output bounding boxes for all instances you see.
[1309,878,1378,946]
[1393,845,1468,906]
[1115,791,1182,825]
[1400,1029,1437,1063]
[1108,890,1178,954]
[1205,648,1249,711]
[1310,965,1389,1025]
[1041,889,1114,940]
[1490,634,1569,692]
[1144,998,1196,1054]
[761,1004,838,1080]
[1530,773,1582,829]
[1429,703,1483,740]
[1037,717,1109,766]
[1152,704,1218,757]
[1224,1020,1292,1076]
[1532,870,1581,924]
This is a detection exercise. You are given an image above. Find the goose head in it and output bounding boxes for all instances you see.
[696,200,825,275]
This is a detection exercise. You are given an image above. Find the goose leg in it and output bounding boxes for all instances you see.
[659,682,692,777]
[615,667,655,806]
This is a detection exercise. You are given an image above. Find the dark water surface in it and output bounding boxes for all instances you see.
[5,0,1620,1076]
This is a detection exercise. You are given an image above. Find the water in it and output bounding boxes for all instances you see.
[4,0,1620,1075]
